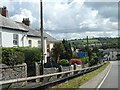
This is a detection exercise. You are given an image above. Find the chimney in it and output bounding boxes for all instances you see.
[22,18,30,26]
[0,6,8,17]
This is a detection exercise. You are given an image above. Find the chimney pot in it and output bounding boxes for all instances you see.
[3,6,7,9]
[0,6,8,17]
[22,18,30,26]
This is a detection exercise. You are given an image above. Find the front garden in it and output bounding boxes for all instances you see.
[1,40,104,68]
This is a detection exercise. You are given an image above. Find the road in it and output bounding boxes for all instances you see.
[98,61,120,89]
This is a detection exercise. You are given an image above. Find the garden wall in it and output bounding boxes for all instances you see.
[35,62,82,83]
[0,63,27,88]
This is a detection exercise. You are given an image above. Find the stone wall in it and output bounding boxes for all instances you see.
[0,62,82,89]
[34,62,82,83]
[0,63,27,88]
[62,66,70,72]
[43,68,58,83]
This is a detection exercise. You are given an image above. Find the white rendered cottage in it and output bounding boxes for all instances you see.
[0,14,28,47]
[0,10,57,63]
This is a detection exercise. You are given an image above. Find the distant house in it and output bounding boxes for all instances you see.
[89,42,102,47]
[103,49,120,60]
[0,6,57,63]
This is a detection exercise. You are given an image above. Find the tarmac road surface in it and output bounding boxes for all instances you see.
[99,61,119,89]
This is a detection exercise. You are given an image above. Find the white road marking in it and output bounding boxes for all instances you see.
[96,63,112,90]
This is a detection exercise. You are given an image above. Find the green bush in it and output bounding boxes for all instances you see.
[14,52,25,64]
[2,47,42,65]
[89,56,98,66]
[14,47,42,63]
[80,57,89,64]
[22,48,42,63]
[59,59,70,66]
[2,48,25,66]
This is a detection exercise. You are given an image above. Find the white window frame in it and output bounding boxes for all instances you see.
[28,40,32,47]
[13,34,18,46]
[38,40,41,48]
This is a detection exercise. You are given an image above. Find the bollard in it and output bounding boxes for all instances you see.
[74,63,77,74]
[35,62,40,83]
[69,65,74,75]
[24,63,28,85]
[57,65,62,79]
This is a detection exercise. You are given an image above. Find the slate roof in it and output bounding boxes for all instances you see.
[0,14,57,42]
[0,14,28,32]
[44,31,57,42]
[28,29,57,42]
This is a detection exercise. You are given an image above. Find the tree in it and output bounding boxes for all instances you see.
[62,39,73,60]
[92,47,99,53]
[51,42,64,63]
[92,47,104,57]
[51,40,73,63]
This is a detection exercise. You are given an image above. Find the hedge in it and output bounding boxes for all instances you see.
[2,48,25,66]
[2,47,42,65]
[59,59,70,66]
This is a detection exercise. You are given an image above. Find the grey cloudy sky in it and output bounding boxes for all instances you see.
[0,0,119,40]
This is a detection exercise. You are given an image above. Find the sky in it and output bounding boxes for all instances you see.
[0,0,119,40]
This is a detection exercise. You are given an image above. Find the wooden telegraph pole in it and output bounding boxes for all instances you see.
[40,0,44,75]
[87,36,90,66]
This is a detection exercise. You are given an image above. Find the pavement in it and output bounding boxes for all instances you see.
[79,61,112,88]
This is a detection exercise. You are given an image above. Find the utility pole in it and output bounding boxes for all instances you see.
[87,36,90,66]
[87,36,88,50]
[40,0,44,75]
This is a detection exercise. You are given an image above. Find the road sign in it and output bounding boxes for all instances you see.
[77,52,88,57]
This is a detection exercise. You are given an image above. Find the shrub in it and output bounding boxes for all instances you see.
[19,47,42,63]
[89,56,99,66]
[14,52,25,64]
[59,59,70,66]
[2,48,25,66]
[89,59,96,66]
[69,58,82,65]
[80,57,89,64]
[2,47,42,65]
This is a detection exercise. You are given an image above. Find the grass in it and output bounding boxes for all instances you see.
[82,39,98,43]
[54,62,110,88]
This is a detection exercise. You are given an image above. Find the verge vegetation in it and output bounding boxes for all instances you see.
[54,62,110,88]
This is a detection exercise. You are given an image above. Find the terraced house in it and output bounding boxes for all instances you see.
[0,6,57,63]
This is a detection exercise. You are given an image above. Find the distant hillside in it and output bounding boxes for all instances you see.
[69,37,119,49]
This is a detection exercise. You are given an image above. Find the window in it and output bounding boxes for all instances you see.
[13,34,18,46]
[28,40,32,47]
[38,40,41,47]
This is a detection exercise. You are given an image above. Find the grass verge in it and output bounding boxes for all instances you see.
[54,62,110,88]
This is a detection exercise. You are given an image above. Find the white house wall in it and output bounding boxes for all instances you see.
[2,31,13,47]
[49,43,54,51]
[43,38,47,63]
[2,28,27,47]
[28,37,47,63]
[46,42,54,56]
[27,37,41,47]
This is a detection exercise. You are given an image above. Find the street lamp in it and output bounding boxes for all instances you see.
[40,0,44,75]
